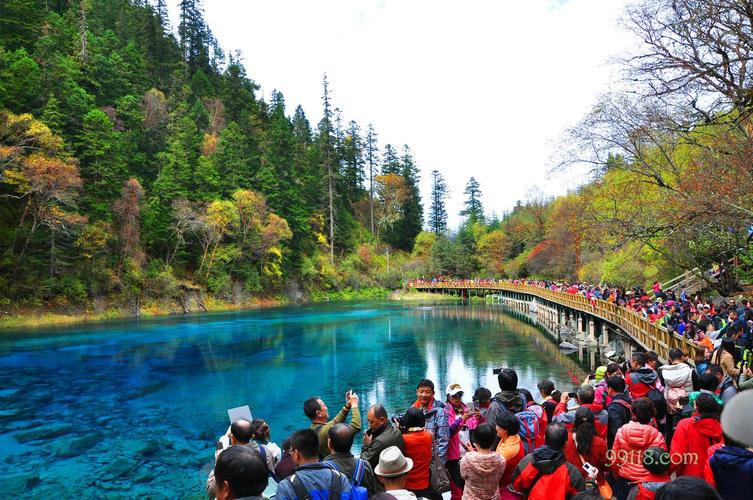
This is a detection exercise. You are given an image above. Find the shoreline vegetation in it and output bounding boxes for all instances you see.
[0,288,460,331]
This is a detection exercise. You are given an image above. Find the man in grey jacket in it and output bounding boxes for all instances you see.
[360,404,405,471]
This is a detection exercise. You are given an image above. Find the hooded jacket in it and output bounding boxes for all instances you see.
[659,363,694,395]
[485,390,526,436]
[459,451,505,500]
[593,379,612,407]
[552,402,608,438]
[669,415,723,478]
[511,446,585,499]
[612,422,666,481]
[626,368,660,399]
[705,445,753,500]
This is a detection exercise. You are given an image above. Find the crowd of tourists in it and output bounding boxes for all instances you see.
[406,278,753,366]
[206,357,753,500]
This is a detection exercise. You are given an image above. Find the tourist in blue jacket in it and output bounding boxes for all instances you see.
[705,438,753,500]
[276,429,366,500]
[706,390,753,500]
[412,379,450,463]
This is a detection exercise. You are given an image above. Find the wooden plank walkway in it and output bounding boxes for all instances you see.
[408,282,699,361]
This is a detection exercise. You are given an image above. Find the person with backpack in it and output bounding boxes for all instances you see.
[606,376,632,449]
[460,423,505,500]
[510,423,586,499]
[612,398,667,486]
[485,368,527,438]
[495,412,524,500]
[213,445,270,500]
[276,429,367,500]
[626,353,661,398]
[669,393,723,478]
[625,447,671,500]
[207,418,277,498]
[323,424,378,495]
[304,392,362,460]
[659,348,696,445]
[552,386,608,439]
[519,388,548,449]
[626,353,666,422]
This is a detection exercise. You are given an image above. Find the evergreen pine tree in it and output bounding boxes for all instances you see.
[365,124,379,235]
[428,170,448,235]
[460,176,484,222]
[318,74,336,265]
[381,144,400,175]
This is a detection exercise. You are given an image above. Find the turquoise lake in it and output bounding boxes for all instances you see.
[0,301,589,498]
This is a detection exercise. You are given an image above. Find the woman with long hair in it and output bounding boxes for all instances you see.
[564,407,608,485]
[711,338,740,380]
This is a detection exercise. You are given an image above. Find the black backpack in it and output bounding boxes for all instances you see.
[646,387,667,421]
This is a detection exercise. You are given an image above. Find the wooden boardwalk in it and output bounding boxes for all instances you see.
[408,282,699,361]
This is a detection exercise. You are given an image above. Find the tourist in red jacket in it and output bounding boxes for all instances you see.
[401,407,440,500]
[612,398,667,482]
[670,393,723,478]
[552,386,608,439]
[564,407,608,485]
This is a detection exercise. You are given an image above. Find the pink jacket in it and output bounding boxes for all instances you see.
[612,422,666,481]
[445,402,468,461]
[460,451,505,500]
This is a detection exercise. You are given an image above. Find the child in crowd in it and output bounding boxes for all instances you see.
[460,423,505,500]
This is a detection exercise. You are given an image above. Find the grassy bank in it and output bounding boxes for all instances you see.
[0,288,402,331]
[0,294,287,331]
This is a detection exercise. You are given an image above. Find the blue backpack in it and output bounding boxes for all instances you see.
[323,459,368,500]
[515,409,540,454]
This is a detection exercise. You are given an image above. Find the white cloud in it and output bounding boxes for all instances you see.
[170,0,635,229]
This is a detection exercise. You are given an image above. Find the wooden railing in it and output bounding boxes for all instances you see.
[408,282,699,361]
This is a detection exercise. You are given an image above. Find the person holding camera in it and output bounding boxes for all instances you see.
[206,418,276,498]
[361,404,405,473]
[553,386,608,439]
[563,407,608,486]
[303,391,361,460]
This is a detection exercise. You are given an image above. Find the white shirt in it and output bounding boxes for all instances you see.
[386,489,422,500]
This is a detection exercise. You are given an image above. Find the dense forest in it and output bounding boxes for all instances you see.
[2,0,753,321]
[0,0,425,316]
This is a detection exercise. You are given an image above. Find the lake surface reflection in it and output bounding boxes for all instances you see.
[0,301,587,497]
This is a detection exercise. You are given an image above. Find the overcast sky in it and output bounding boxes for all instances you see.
[168,0,635,229]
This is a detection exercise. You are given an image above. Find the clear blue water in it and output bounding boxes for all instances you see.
[0,301,587,498]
